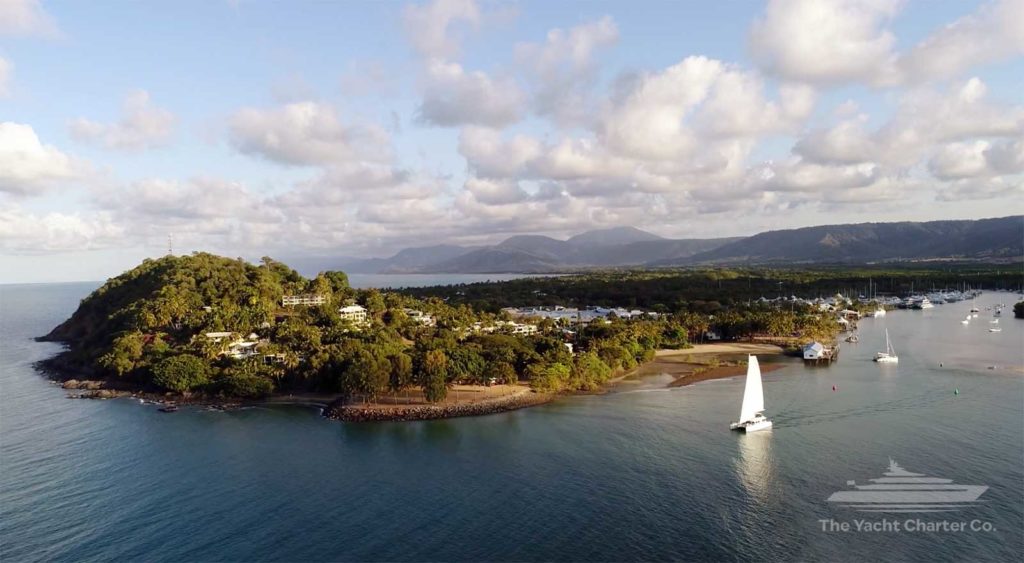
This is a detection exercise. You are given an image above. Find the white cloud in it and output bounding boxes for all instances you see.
[402,0,480,59]
[794,116,876,165]
[0,0,58,37]
[0,56,11,97]
[897,0,1024,83]
[750,0,900,85]
[228,101,392,166]
[515,16,619,125]
[0,122,88,196]
[797,78,1024,167]
[68,90,175,150]
[464,177,527,205]
[937,176,1024,201]
[750,158,880,193]
[600,56,724,160]
[417,60,525,127]
[0,205,124,253]
[929,139,1024,180]
[458,126,542,178]
[751,0,1024,86]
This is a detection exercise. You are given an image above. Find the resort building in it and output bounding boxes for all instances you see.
[282,294,327,307]
[503,306,654,325]
[469,320,538,336]
[403,309,436,327]
[227,339,260,359]
[338,304,369,325]
[202,331,263,360]
[203,331,234,343]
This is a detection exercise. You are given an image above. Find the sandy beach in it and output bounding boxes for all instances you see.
[624,343,788,388]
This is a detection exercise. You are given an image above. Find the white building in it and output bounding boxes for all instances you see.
[227,340,260,359]
[203,331,262,360]
[803,341,825,360]
[282,294,326,307]
[203,331,234,343]
[338,304,368,324]
[403,308,436,327]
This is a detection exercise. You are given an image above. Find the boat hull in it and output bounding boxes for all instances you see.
[730,419,772,433]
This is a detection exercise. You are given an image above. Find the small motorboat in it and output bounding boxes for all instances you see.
[845,334,859,343]
[989,327,1002,333]
[990,319,999,324]
[960,319,969,325]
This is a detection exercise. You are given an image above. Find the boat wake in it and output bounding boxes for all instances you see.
[771,387,964,428]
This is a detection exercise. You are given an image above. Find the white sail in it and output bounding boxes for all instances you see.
[886,330,896,356]
[738,355,764,423]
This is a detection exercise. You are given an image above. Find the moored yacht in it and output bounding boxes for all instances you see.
[874,329,898,363]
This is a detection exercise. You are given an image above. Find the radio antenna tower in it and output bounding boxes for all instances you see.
[168,233,174,256]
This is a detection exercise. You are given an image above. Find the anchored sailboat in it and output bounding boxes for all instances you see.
[874,329,899,364]
[730,355,772,432]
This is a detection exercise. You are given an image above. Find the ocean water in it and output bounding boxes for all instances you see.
[1,283,1022,562]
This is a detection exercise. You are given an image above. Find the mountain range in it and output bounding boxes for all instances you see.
[287,217,1022,275]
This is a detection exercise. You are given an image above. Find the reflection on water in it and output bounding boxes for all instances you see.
[735,430,774,504]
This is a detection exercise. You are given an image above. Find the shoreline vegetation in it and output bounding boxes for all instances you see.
[48,343,788,421]
[37,253,1020,423]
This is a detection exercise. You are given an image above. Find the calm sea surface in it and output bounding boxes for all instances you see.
[1,283,1022,562]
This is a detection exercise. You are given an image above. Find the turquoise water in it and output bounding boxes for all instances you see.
[1,283,1022,561]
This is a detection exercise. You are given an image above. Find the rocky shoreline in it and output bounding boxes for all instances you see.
[324,391,552,422]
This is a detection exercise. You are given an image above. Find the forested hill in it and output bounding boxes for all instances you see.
[671,216,1023,265]
[45,254,337,349]
[39,253,696,401]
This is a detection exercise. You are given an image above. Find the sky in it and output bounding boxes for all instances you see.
[1,0,1022,283]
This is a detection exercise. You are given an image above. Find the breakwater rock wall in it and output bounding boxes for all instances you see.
[324,391,552,422]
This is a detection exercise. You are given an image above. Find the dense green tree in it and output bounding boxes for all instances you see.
[420,349,448,403]
[527,362,571,393]
[152,354,211,393]
[99,331,146,376]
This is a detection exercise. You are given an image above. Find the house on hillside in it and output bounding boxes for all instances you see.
[338,304,368,325]
[282,294,326,306]
[403,308,436,327]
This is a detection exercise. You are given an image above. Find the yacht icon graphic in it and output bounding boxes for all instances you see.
[827,459,988,513]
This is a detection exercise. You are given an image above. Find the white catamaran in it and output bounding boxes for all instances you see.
[874,329,899,364]
[730,355,772,433]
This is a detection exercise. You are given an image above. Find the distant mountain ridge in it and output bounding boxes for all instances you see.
[673,216,1023,265]
[291,216,1022,275]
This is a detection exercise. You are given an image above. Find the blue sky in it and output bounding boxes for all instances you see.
[1,0,1022,282]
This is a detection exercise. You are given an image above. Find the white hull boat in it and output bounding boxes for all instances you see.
[874,329,899,363]
[730,356,772,433]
